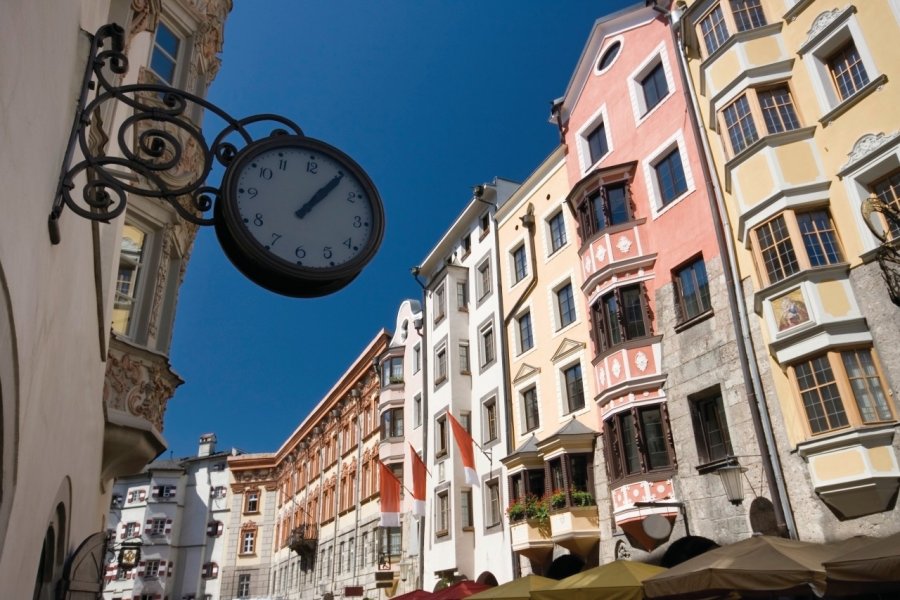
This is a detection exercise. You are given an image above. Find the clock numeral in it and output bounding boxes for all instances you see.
[353,216,362,228]
[278,159,288,171]
[259,167,273,180]
[271,233,282,246]
[253,213,264,226]
[306,161,318,174]
[295,246,306,259]
[347,191,357,203]
[323,246,333,259]
[247,187,258,199]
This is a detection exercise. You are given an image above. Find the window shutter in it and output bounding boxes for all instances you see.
[167,561,173,576]
[165,519,172,535]
[137,561,145,577]
[600,186,611,230]
[151,486,159,498]
[633,409,648,473]
[641,282,654,333]
[625,182,636,219]
[144,519,152,535]
[660,402,677,468]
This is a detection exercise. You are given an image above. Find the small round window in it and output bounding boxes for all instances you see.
[597,41,622,73]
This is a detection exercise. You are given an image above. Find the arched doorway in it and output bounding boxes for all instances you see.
[546,553,584,580]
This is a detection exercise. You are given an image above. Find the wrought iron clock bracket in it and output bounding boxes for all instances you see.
[49,23,303,244]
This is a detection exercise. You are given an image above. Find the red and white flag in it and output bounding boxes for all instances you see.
[448,413,479,487]
[378,460,401,527]
[409,443,426,518]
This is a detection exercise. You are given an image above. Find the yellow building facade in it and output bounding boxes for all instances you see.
[677,0,900,535]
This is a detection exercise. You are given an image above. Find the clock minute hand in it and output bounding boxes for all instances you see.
[295,171,344,219]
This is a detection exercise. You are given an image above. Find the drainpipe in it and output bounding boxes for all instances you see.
[655,1,798,538]
[410,268,428,591]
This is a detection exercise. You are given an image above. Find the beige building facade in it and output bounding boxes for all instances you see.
[677,0,900,537]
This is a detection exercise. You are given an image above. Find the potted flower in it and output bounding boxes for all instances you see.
[549,489,567,509]
[525,495,550,524]
[571,489,595,507]
[506,498,527,522]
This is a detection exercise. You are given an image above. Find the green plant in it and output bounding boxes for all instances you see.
[571,489,595,507]
[549,489,567,509]
[506,499,527,522]
[526,495,550,523]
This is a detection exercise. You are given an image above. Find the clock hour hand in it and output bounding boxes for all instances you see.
[295,171,344,219]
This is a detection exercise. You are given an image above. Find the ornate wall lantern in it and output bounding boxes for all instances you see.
[717,462,748,505]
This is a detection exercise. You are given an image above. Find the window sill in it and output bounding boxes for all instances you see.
[435,530,449,538]
[695,456,738,475]
[462,526,474,532]
[723,126,817,192]
[819,74,888,128]
[673,309,714,333]
[242,510,260,516]
[783,0,815,22]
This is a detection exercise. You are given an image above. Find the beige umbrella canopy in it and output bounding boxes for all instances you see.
[824,531,900,595]
[532,560,667,600]
[643,535,872,599]
[465,575,556,600]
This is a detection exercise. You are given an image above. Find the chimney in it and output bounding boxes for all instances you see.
[198,433,217,457]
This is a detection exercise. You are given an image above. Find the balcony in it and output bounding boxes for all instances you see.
[510,518,553,565]
[549,505,600,556]
[288,524,319,556]
[101,336,182,481]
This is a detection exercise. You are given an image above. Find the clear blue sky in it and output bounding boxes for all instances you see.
[165,1,633,458]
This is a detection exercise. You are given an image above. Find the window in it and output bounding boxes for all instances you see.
[547,454,593,507]
[722,94,758,154]
[211,486,226,499]
[485,479,501,527]
[563,363,585,413]
[479,322,495,367]
[113,224,149,336]
[381,356,403,386]
[698,1,767,56]
[434,284,446,323]
[576,182,633,238]
[512,244,528,283]
[124,522,140,539]
[483,397,498,443]
[241,530,256,554]
[381,407,404,439]
[435,344,447,384]
[150,22,180,84]
[587,123,609,164]
[827,41,869,101]
[245,491,259,514]
[674,257,712,323]
[207,520,223,537]
[871,169,900,240]
[461,490,473,528]
[145,559,161,579]
[459,341,470,374]
[462,233,472,256]
[597,41,621,72]
[604,404,675,482]
[653,148,687,205]
[753,210,844,285]
[413,343,421,373]
[149,518,166,536]
[436,415,448,457]
[690,392,734,464]
[556,283,576,329]
[436,491,450,535]
[517,311,534,353]
[591,284,651,353]
[479,213,490,237]
[202,562,219,579]
[238,574,251,598]
[477,258,492,300]
[522,387,540,432]
[151,484,176,499]
[457,280,468,310]
[793,348,893,435]
[720,86,800,155]
[548,210,567,253]
[413,393,422,428]
[111,494,122,508]
[640,62,668,114]
[509,469,546,502]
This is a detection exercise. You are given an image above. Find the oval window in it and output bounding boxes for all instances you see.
[597,41,621,72]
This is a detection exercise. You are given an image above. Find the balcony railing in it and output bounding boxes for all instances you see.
[288,524,319,556]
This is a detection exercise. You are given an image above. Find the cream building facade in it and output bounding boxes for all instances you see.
[676,0,900,537]
[0,1,229,598]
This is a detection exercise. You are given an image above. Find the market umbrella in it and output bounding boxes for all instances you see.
[643,535,871,599]
[391,590,435,600]
[532,560,667,600]
[824,531,900,595]
[465,574,556,600]
[432,580,493,600]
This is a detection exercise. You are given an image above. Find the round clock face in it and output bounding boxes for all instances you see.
[219,135,384,289]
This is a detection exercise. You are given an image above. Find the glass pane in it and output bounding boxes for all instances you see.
[621,286,647,339]
[641,407,672,469]
[113,225,147,335]
[608,185,629,225]
[621,413,640,474]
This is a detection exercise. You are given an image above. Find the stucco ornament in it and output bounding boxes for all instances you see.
[130,0,161,37]
[611,358,622,378]
[616,235,632,254]
[583,255,593,275]
[598,367,607,387]
[840,131,900,172]
[104,342,183,432]
[804,8,842,44]
[635,351,648,373]
[595,244,607,263]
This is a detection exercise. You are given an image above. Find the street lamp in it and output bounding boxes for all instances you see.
[717,461,748,505]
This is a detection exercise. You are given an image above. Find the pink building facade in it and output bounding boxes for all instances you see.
[556,5,782,563]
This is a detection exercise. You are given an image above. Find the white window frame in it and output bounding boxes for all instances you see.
[642,129,695,217]
[149,517,166,536]
[433,282,446,323]
[553,279,578,331]
[478,319,496,369]
[545,207,568,256]
[413,393,422,428]
[435,341,448,385]
[575,103,612,174]
[798,7,882,123]
[476,256,492,302]
[482,395,498,444]
[516,309,534,355]
[459,341,471,374]
[627,43,676,126]
[484,478,502,528]
[594,35,624,76]
[148,19,186,86]
[510,242,528,285]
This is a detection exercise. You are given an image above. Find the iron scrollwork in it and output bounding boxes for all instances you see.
[49,23,303,244]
